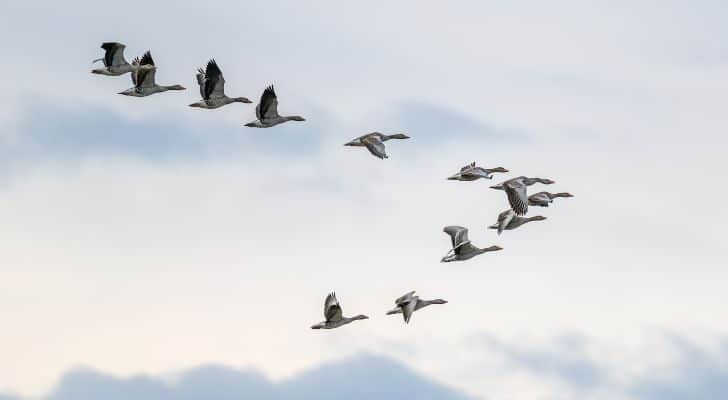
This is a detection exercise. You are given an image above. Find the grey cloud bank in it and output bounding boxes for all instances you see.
[20,354,470,400]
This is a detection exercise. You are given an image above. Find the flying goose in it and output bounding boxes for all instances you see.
[489,209,547,234]
[491,176,554,216]
[385,291,447,324]
[118,51,186,97]
[244,85,305,127]
[441,226,502,262]
[92,42,136,76]
[344,132,410,159]
[189,59,252,109]
[310,292,369,329]
[528,191,574,207]
[447,162,508,181]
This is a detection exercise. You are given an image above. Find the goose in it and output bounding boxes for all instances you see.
[118,51,186,97]
[489,209,547,234]
[92,42,136,76]
[385,291,447,324]
[491,176,554,216]
[447,162,508,181]
[344,132,410,159]
[311,292,369,329]
[189,59,252,109]
[244,85,305,127]
[528,191,574,207]
[441,226,502,262]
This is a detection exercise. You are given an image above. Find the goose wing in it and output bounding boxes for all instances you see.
[504,178,529,215]
[497,209,515,235]
[361,136,387,159]
[203,59,225,99]
[395,291,416,306]
[131,52,156,88]
[443,226,470,250]
[195,67,206,99]
[256,85,279,120]
[101,42,126,67]
[460,162,476,172]
[324,292,343,323]
[134,65,156,89]
[400,296,418,323]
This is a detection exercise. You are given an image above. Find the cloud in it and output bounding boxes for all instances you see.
[629,336,728,400]
[465,332,728,400]
[43,354,470,400]
[473,333,605,390]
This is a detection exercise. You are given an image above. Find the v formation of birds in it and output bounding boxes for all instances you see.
[93,41,575,329]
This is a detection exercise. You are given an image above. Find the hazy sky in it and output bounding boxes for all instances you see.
[1,1,727,399]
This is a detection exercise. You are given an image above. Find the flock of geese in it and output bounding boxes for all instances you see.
[92,42,574,330]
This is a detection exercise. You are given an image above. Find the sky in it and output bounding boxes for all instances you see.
[1,1,727,399]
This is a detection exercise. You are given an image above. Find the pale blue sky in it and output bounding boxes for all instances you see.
[1,1,727,399]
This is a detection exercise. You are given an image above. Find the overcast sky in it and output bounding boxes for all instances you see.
[1,1,727,399]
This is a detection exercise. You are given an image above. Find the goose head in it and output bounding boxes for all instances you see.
[286,115,306,122]
[352,314,369,321]
[528,215,547,222]
[234,97,253,103]
[344,139,362,146]
[429,299,448,305]
[490,167,509,173]
[483,245,503,253]
[310,322,325,329]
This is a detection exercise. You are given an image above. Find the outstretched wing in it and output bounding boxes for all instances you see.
[101,42,126,67]
[443,226,469,248]
[362,136,387,159]
[138,51,155,66]
[401,296,418,324]
[395,291,416,306]
[196,67,206,99]
[460,162,476,172]
[256,85,279,120]
[497,209,515,235]
[504,178,529,215]
[324,292,343,323]
[134,65,156,89]
[203,59,225,99]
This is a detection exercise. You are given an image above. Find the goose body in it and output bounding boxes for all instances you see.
[118,51,186,97]
[91,42,135,76]
[189,59,252,109]
[344,132,410,159]
[490,177,555,191]
[528,191,574,207]
[245,85,305,127]
[447,162,508,181]
[386,291,447,324]
[441,226,502,262]
[489,209,546,234]
[311,292,368,329]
